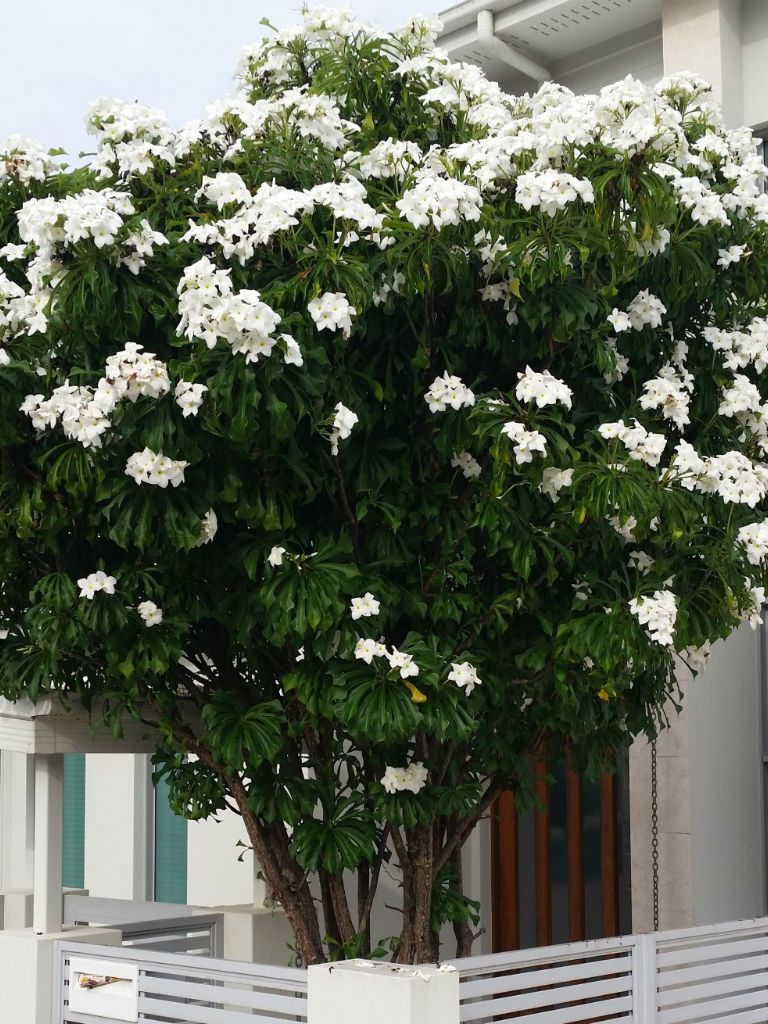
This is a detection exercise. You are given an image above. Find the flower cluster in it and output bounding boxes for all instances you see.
[353,638,419,678]
[515,367,573,409]
[737,522,768,565]
[329,402,358,456]
[177,257,283,364]
[629,589,678,646]
[448,661,482,695]
[598,420,667,467]
[77,571,117,600]
[350,593,380,619]
[381,762,428,795]
[425,373,475,413]
[396,174,483,229]
[540,467,573,502]
[18,189,135,252]
[0,135,58,184]
[515,170,594,217]
[137,600,163,627]
[608,290,667,333]
[639,365,693,429]
[451,451,482,479]
[125,448,188,488]
[175,380,208,418]
[501,421,547,464]
[308,291,356,338]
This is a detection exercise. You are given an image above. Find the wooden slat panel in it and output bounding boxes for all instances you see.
[658,987,768,1024]
[461,973,633,1019]
[460,954,633,998]
[534,758,552,946]
[600,773,619,936]
[492,791,519,952]
[566,758,585,942]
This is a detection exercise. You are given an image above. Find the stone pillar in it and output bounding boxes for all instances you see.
[629,680,693,933]
[662,0,743,125]
[308,961,459,1024]
[84,754,150,900]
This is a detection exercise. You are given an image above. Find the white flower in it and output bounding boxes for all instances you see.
[174,380,208,418]
[629,589,677,646]
[609,291,666,333]
[540,467,573,502]
[137,600,163,627]
[308,291,356,338]
[268,545,286,567]
[194,509,218,547]
[737,521,768,565]
[425,372,475,413]
[501,421,547,464]
[330,401,359,455]
[607,310,632,333]
[515,169,594,217]
[718,245,748,268]
[515,366,572,409]
[451,451,481,479]
[350,592,380,619]
[628,550,655,574]
[77,571,117,600]
[387,647,419,678]
[281,333,304,366]
[125,448,187,488]
[448,661,482,695]
[354,637,387,664]
[598,419,667,467]
[381,762,428,795]
[744,583,765,629]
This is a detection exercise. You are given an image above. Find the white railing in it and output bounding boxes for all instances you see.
[54,939,308,1024]
[53,914,768,1023]
[449,916,768,1024]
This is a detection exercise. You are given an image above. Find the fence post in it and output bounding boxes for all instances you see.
[308,960,460,1024]
[632,933,657,1024]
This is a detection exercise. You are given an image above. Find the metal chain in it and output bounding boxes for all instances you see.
[650,739,660,931]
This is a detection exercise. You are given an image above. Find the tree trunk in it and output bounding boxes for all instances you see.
[451,847,474,959]
[230,778,326,965]
[399,824,436,964]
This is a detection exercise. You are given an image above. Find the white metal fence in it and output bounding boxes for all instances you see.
[53,915,768,1024]
[449,916,768,1024]
[54,939,308,1024]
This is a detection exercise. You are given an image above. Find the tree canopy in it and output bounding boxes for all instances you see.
[1,7,768,964]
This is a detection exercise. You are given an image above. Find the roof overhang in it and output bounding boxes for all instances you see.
[0,697,163,754]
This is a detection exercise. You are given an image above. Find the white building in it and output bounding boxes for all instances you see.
[1,0,767,963]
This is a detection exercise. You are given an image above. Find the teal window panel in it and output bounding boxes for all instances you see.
[154,774,188,904]
[62,753,85,889]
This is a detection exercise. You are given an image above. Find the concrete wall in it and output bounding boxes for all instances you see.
[187,810,262,907]
[84,754,150,900]
[742,0,768,130]
[688,625,765,925]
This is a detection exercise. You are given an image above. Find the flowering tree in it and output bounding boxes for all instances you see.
[1,8,768,965]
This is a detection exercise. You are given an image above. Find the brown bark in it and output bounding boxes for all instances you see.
[318,869,341,949]
[451,847,474,959]
[229,776,326,965]
[399,824,436,964]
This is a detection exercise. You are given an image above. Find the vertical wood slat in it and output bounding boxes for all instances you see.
[566,759,585,942]
[600,773,619,936]
[491,791,519,952]
[534,758,552,946]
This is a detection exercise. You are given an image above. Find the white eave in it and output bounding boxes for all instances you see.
[438,0,662,84]
[0,696,162,754]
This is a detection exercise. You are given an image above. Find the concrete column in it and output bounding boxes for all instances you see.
[187,808,264,906]
[84,754,150,900]
[629,687,693,933]
[662,0,743,125]
[33,753,63,934]
[309,961,459,1024]
[0,751,35,890]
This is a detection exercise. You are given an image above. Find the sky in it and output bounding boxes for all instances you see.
[0,0,428,158]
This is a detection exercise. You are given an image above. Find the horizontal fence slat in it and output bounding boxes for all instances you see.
[462,994,632,1024]
[658,970,768,1008]
[460,973,633,1019]
[460,953,634,999]
[448,935,636,975]
[659,987,768,1024]
[657,937,768,969]
[658,951,768,988]
[140,994,300,1024]
[145,975,307,1014]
